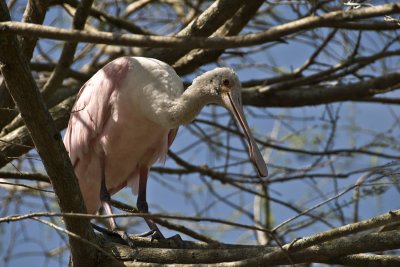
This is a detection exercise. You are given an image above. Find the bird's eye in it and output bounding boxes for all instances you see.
[222,79,230,87]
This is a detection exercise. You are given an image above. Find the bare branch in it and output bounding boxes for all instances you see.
[0,3,398,49]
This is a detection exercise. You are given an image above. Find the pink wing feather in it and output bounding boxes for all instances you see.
[63,58,129,213]
[64,57,130,166]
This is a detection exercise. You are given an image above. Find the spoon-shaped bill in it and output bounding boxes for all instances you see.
[221,92,268,177]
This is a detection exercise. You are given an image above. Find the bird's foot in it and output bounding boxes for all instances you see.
[91,223,135,247]
[149,229,165,241]
[165,234,185,248]
[148,231,185,248]
[113,229,135,248]
[132,229,185,248]
[135,229,158,238]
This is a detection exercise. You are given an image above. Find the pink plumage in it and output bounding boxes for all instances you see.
[64,57,178,214]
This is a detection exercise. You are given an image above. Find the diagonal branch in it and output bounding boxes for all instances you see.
[0,0,50,131]
[41,0,94,100]
[0,1,98,266]
[144,0,246,64]
[173,0,266,75]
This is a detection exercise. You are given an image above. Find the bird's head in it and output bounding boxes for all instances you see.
[191,68,268,177]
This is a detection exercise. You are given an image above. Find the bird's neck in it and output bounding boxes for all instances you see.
[166,86,207,128]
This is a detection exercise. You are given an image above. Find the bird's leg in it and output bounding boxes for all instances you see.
[100,176,117,229]
[137,168,184,246]
[137,168,165,239]
[99,159,135,247]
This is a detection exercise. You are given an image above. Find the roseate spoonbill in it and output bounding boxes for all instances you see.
[64,56,267,243]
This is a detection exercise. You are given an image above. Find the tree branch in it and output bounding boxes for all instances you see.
[41,0,94,100]
[173,1,265,75]
[0,3,398,49]
[0,1,98,266]
[0,0,50,131]
[144,0,246,63]
[243,72,400,107]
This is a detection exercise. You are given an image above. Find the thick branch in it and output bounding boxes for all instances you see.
[98,229,400,266]
[0,0,50,131]
[173,1,265,75]
[144,0,245,63]
[0,2,98,266]
[243,73,400,107]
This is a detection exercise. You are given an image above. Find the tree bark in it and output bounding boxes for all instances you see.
[0,1,98,266]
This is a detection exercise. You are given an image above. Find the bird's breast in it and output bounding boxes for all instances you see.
[98,94,170,193]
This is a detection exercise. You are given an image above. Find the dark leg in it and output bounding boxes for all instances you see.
[100,176,117,229]
[136,168,184,247]
[99,157,135,247]
[137,168,165,239]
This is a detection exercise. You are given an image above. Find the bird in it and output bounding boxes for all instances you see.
[63,56,268,243]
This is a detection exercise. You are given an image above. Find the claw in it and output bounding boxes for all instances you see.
[126,228,185,248]
[149,230,165,242]
[135,229,158,238]
[166,234,185,248]
[91,223,135,247]
[136,228,185,248]
[114,229,135,248]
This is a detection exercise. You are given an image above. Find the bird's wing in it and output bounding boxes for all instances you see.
[63,57,130,166]
[157,127,179,165]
